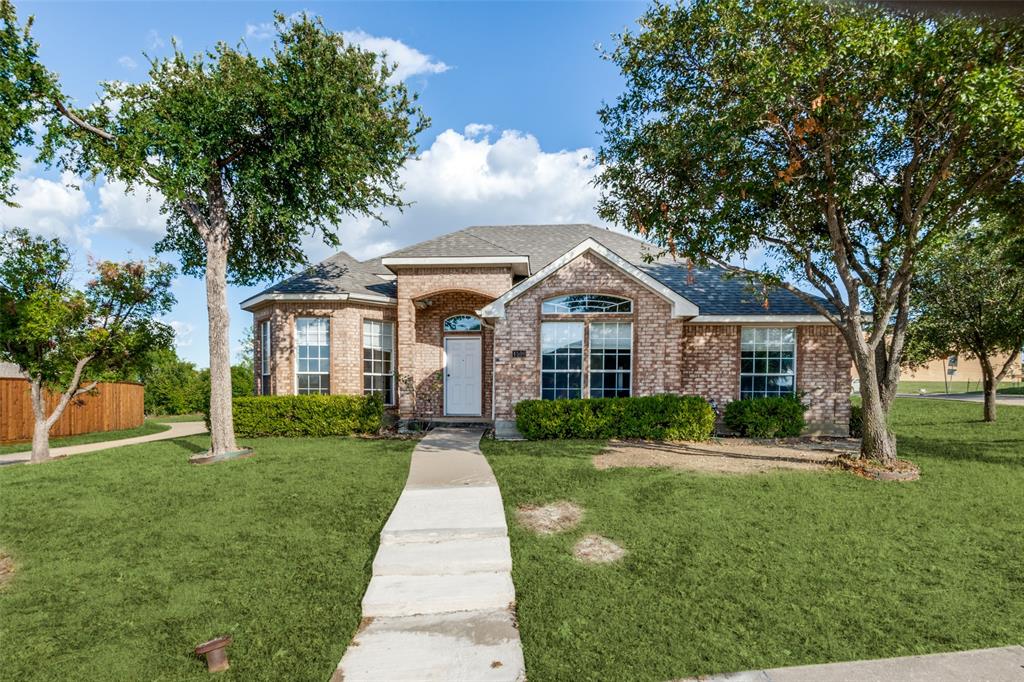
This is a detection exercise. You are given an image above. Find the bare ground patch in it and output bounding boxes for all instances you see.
[515,501,583,535]
[594,437,861,475]
[573,534,626,564]
[0,551,14,589]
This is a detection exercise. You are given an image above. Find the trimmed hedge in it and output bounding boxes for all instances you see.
[514,394,715,441]
[849,404,862,438]
[723,396,806,438]
[223,394,384,438]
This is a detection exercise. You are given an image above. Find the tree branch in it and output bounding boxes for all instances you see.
[53,98,116,142]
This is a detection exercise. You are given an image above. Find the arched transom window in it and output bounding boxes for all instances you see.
[444,314,482,332]
[542,294,632,314]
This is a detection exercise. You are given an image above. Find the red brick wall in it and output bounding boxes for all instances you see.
[680,324,741,411]
[394,266,512,418]
[797,325,853,429]
[251,302,396,398]
[493,251,685,420]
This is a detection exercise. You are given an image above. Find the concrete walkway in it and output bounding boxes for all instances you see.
[0,421,207,465]
[334,427,525,681]
[692,645,1024,681]
[897,392,1024,407]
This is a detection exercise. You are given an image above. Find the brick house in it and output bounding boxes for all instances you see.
[241,224,852,433]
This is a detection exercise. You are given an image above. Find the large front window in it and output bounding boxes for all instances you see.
[259,319,271,395]
[740,327,796,399]
[589,322,632,398]
[541,321,583,400]
[296,317,330,394]
[363,320,395,405]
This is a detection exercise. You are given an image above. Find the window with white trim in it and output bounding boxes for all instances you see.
[542,294,632,314]
[541,321,583,400]
[259,319,271,395]
[740,327,796,399]
[589,322,632,398]
[444,315,482,332]
[296,317,330,394]
[363,320,395,405]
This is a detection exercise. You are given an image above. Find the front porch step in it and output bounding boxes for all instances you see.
[373,536,512,576]
[361,572,516,617]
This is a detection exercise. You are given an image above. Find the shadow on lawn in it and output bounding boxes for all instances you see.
[164,438,207,455]
[898,435,1024,467]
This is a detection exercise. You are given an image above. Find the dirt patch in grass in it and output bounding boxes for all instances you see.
[594,437,860,475]
[573,534,625,564]
[0,551,14,588]
[515,501,583,534]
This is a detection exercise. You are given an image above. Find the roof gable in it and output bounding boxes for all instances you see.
[477,239,700,319]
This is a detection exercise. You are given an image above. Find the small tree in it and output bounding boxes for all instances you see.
[906,226,1024,421]
[0,228,174,462]
[597,0,1024,465]
[32,12,426,456]
[137,348,206,416]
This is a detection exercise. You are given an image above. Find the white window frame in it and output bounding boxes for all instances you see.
[589,321,632,398]
[541,293,632,315]
[363,320,395,405]
[260,319,271,395]
[540,321,584,400]
[739,327,797,399]
[295,317,331,395]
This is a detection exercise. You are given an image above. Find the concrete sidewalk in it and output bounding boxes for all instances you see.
[692,645,1024,681]
[0,421,207,465]
[897,392,1024,407]
[334,427,525,681]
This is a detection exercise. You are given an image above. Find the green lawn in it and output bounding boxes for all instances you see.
[483,399,1024,681]
[0,435,414,681]
[0,419,171,455]
[150,413,206,423]
[898,379,1024,394]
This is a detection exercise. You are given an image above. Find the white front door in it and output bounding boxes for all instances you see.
[444,337,482,416]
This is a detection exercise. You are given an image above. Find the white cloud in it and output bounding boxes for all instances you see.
[118,55,138,70]
[147,29,165,51]
[91,179,167,247]
[342,30,450,83]
[463,123,493,139]
[301,126,607,262]
[245,21,275,40]
[0,171,91,245]
[170,320,194,348]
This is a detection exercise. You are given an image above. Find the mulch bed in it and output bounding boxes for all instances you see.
[838,456,921,481]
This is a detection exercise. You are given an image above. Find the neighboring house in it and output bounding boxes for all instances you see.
[900,351,1023,388]
[241,224,852,433]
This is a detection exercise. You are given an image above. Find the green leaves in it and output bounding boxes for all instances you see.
[44,12,428,285]
[0,0,58,205]
[0,228,176,390]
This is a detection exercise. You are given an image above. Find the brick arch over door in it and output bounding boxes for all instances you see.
[399,290,495,419]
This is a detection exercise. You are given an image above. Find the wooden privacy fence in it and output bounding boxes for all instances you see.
[0,379,145,444]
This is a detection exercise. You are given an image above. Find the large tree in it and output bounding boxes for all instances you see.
[0,0,54,204]
[0,228,174,462]
[597,0,1024,465]
[905,225,1024,422]
[38,12,427,456]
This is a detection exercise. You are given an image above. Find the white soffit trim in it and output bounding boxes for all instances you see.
[691,314,831,323]
[477,238,699,319]
[381,255,531,276]
[239,291,397,311]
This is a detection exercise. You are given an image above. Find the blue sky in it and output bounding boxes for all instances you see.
[2,1,647,367]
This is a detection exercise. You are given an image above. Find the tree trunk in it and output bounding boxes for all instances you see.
[858,373,898,465]
[979,353,997,423]
[28,379,50,464]
[205,231,239,456]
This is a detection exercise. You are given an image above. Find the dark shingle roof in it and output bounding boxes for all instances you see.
[251,224,829,316]
[249,251,396,301]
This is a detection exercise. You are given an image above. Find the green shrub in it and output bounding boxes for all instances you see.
[219,394,384,438]
[849,403,862,438]
[722,396,806,438]
[514,394,715,441]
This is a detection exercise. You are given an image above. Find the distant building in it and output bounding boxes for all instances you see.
[901,351,1023,386]
[0,362,26,379]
